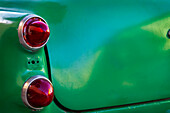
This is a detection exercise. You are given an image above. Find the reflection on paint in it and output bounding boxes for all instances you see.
[0,16,12,24]
[141,16,170,50]
[41,68,45,73]
[53,50,102,89]
[16,75,24,87]
[0,11,27,24]
[122,81,133,87]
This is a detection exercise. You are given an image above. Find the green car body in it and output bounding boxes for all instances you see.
[0,0,170,113]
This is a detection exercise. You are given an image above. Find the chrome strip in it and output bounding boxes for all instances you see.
[21,75,52,110]
[18,14,50,52]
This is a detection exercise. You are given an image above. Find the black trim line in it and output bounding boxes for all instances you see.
[44,45,52,81]
[44,46,170,112]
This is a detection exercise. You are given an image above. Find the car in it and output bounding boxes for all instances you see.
[0,0,170,113]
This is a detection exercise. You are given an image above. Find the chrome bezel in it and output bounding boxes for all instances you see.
[18,14,50,52]
[21,75,53,110]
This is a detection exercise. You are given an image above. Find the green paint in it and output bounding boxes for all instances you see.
[0,12,50,112]
[0,0,170,113]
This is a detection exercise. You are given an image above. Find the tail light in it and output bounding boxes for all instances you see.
[22,75,54,110]
[18,15,50,51]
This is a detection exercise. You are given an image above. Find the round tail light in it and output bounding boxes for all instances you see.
[22,75,54,110]
[18,15,50,51]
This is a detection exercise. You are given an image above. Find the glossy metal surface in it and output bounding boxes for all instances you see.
[46,0,170,111]
[0,0,170,113]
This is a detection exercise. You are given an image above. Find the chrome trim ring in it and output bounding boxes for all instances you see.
[18,14,50,52]
[21,75,52,110]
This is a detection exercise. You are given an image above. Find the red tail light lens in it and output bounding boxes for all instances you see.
[24,20,50,47]
[18,15,50,51]
[22,75,54,110]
